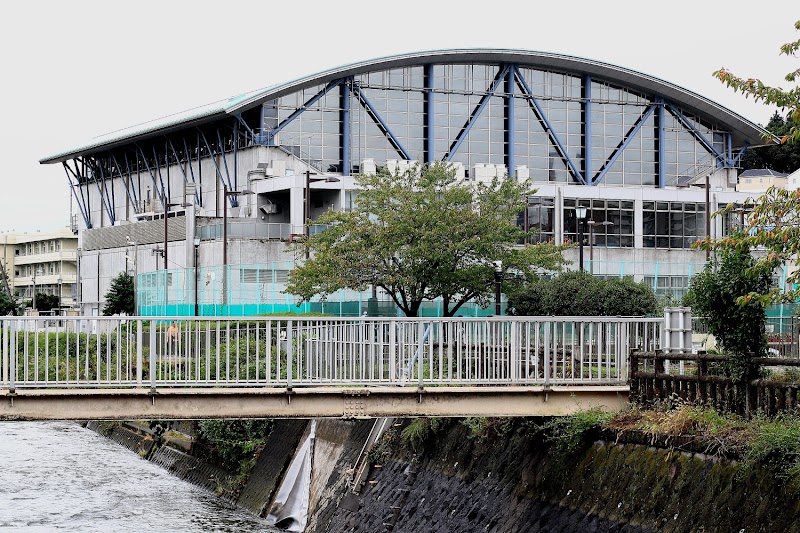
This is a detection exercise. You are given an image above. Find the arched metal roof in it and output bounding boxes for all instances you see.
[41,49,770,164]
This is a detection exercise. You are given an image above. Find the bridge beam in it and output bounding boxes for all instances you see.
[0,386,629,421]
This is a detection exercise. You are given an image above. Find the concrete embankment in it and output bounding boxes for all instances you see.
[320,419,800,533]
[89,417,800,532]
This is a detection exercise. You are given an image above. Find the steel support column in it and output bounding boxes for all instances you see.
[505,65,515,175]
[424,63,435,165]
[583,75,592,184]
[657,99,665,188]
[341,79,351,176]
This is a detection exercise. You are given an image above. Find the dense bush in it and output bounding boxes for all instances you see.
[196,419,274,473]
[507,271,659,317]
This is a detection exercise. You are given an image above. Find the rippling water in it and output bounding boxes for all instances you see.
[0,422,278,532]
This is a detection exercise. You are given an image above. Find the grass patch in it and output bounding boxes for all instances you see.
[531,408,614,454]
[401,418,447,454]
[606,404,800,486]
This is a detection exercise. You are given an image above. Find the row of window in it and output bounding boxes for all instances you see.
[15,262,63,277]
[15,240,63,256]
[523,198,708,249]
[15,284,73,298]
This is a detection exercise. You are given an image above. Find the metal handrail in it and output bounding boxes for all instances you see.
[0,315,662,392]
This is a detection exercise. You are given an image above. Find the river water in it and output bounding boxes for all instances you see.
[0,422,279,532]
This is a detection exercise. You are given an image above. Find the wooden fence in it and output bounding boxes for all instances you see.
[630,351,800,417]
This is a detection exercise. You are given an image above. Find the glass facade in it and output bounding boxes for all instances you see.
[642,201,706,249]
[261,62,732,187]
[522,197,555,243]
[563,198,635,247]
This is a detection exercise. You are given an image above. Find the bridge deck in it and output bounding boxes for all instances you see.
[0,385,630,421]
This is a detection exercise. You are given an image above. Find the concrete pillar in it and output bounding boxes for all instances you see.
[290,184,304,236]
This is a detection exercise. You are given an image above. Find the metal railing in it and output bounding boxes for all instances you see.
[0,316,662,391]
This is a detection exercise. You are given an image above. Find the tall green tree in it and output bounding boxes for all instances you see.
[102,272,134,316]
[287,163,567,317]
[683,245,772,379]
[34,293,60,312]
[714,20,800,144]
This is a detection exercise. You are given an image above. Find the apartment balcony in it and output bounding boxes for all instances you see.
[14,273,77,287]
[15,250,77,265]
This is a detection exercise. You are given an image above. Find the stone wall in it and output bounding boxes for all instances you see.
[318,419,800,533]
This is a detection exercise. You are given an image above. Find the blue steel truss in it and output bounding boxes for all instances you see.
[444,65,509,163]
[592,104,657,184]
[664,100,728,166]
[67,61,748,232]
[63,162,91,229]
[349,80,412,161]
[512,65,586,184]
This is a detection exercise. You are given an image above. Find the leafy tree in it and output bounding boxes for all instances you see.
[287,163,568,317]
[701,21,800,307]
[698,187,800,305]
[0,262,20,315]
[102,272,134,316]
[33,293,59,312]
[713,20,800,144]
[683,245,772,379]
[507,271,659,317]
[741,111,800,173]
[0,290,18,315]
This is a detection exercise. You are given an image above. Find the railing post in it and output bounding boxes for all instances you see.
[543,321,550,388]
[628,349,638,403]
[2,319,7,389]
[654,354,665,401]
[417,320,425,388]
[287,319,293,390]
[509,319,517,384]
[149,319,156,391]
[136,319,143,387]
[389,320,396,382]
[9,320,16,394]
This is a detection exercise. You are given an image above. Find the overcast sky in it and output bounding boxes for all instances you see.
[1,0,797,233]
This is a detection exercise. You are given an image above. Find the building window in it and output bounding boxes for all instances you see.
[522,197,555,243]
[55,241,61,251]
[643,275,690,298]
[643,201,706,249]
[564,198,634,247]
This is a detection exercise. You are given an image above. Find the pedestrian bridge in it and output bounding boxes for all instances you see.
[0,316,663,420]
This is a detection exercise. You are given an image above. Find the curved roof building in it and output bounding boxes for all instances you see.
[41,50,772,316]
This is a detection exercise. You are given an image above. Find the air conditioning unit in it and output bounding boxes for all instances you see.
[361,158,377,176]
